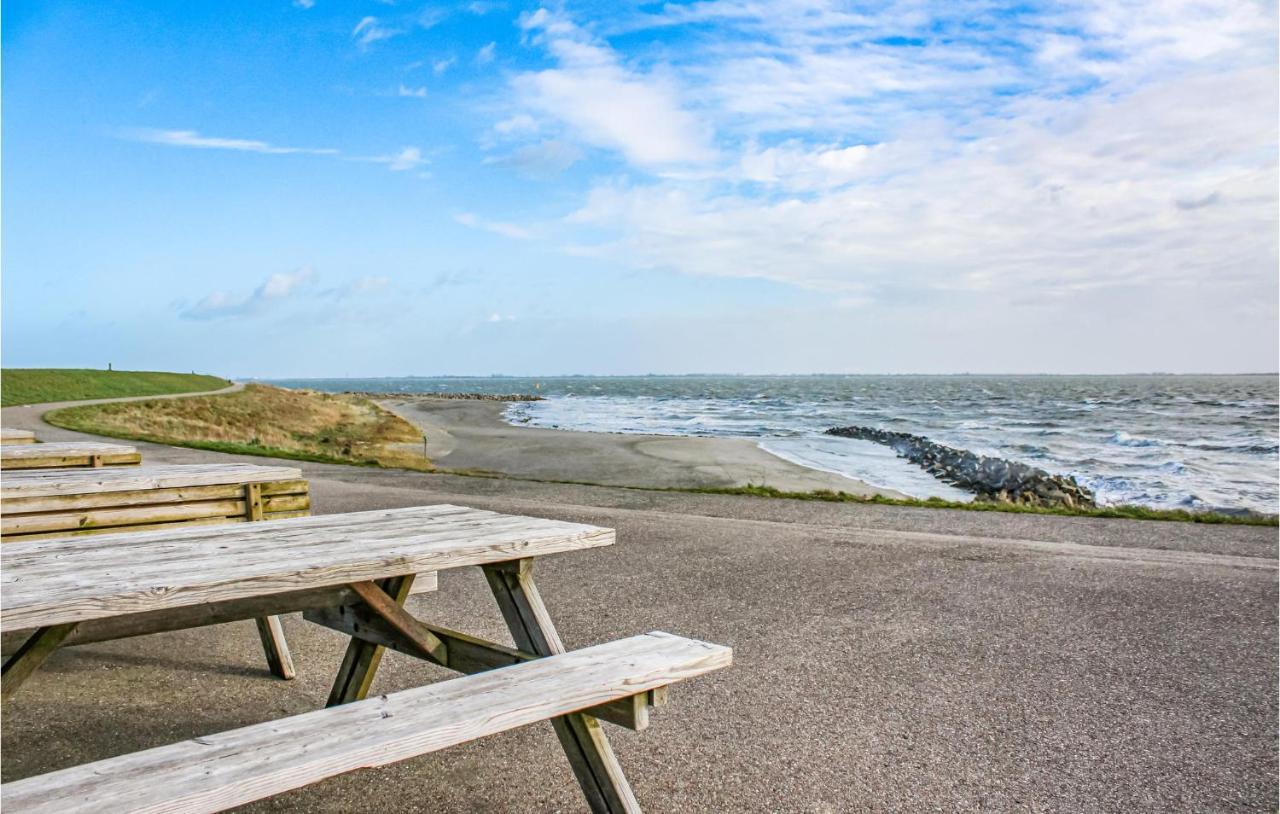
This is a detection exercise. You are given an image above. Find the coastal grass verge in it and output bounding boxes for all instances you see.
[2,368,230,407]
[677,484,1278,526]
[46,384,432,471]
[422,471,1275,526]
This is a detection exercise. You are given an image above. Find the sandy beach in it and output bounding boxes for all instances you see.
[384,397,903,496]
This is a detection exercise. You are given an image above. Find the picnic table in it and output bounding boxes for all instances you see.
[0,428,35,444]
[1,440,142,469]
[0,504,731,813]
[2,462,313,680]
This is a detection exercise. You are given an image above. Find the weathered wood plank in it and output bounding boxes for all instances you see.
[305,604,666,730]
[1,441,141,469]
[1,624,78,701]
[1,480,307,514]
[0,574,439,653]
[0,428,35,444]
[2,505,614,630]
[2,499,249,535]
[484,558,641,813]
[1,632,732,814]
[1,463,303,499]
[253,615,295,681]
[327,575,416,706]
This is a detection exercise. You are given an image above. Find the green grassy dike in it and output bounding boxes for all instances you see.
[2,368,229,406]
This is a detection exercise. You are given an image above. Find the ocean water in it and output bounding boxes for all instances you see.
[267,375,1279,514]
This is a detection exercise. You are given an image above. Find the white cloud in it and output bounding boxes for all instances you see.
[476,41,496,64]
[293,0,315,8]
[455,212,534,239]
[486,312,516,322]
[124,128,338,155]
[509,10,713,167]
[182,268,316,320]
[485,140,583,178]
[493,113,539,136]
[352,8,448,49]
[566,65,1277,305]
[352,16,397,48]
[124,128,425,176]
[432,57,456,75]
[397,84,428,98]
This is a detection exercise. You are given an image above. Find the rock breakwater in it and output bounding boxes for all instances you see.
[825,426,1096,508]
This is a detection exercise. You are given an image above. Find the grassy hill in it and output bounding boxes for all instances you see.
[47,383,431,470]
[1,368,229,406]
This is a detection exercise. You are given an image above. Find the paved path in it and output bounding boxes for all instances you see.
[2,397,1276,811]
[0,381,245,437]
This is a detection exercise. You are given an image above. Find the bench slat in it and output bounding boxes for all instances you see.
[0,442,141,469]
[0,428,35,444]
[0,463,302,498]
[1,631,732,814]
[2,505,614,631]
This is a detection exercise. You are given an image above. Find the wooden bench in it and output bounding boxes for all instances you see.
[1,462,310,541]
[0,440,141,469]
[0,427,35,444]
[1,462,313,680]
[0,505,733,812]
[2,632,730,814]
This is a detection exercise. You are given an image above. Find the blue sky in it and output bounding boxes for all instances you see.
[3,0,1276,376]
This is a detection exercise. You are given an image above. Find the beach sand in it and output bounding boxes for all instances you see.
[384,397,904,496]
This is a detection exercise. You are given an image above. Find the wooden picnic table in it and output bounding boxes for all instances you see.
[2,462,313,679]
[0,428,35,444]
[0,505,731,813]
[1,440,142,469]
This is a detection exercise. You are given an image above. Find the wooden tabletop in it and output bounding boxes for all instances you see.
[0,428,35,444]
[1,462,303,499]
[1,505,615,631]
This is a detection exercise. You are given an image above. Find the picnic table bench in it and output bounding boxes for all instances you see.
[1,440,142,469]
[2,462,314,680]
[0,504,731,813]
[0,428,35,444]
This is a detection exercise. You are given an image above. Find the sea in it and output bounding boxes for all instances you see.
[266,375,1279,515]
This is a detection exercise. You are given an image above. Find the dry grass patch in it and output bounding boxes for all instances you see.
[47,384,431,470]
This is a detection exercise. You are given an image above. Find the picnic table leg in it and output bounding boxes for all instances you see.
[2,623,78,702]
[242,482,296,680]
[325,574,416,706]
[254,616,296,680]
[483,559,642,814]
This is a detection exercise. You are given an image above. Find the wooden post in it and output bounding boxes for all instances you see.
[2,623,78,702]
[245,483,264,521]
[483,559,642,814]
[254,616,296,681]
[326,574,416,706]
[244,481,294,679]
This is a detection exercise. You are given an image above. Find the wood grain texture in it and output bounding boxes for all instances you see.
[0,574,439,655]
[304,605,665,730]
[1,441,141,469]
[1,463,302,499]
[484,559,641,813]
[0,429,35,444]
[2,505,614,630]
[0,632,732,814]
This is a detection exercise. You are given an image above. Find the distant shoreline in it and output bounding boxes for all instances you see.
[380,396,902,497]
